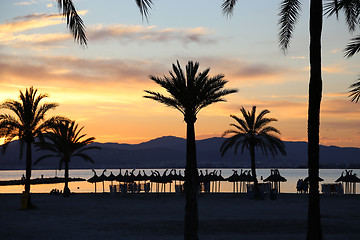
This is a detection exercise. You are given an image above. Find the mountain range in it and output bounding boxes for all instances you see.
[0,136,359,170]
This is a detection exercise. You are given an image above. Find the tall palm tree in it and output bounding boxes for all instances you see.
[35,120,100,197]
[222,1,324,239]
[0,87,63,209]
[220,106,286,198]
[144,60,237,240]
[57,0,153,46]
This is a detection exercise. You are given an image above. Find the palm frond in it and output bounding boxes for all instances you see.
[56,0,87,46]
[145,60,237,122]
[135,0,153,21]
[278,0,301,53]
[220,134,241,156]
[344,35,360,57]
[34,154,59,165]
[229,114,249,133]
[324,0,340,19]
[143,90,184,114]
[221,0,237,17]
[349,77,360,102]
[259,126,281,135]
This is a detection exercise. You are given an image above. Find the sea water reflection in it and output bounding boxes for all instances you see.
[0,169,359,194]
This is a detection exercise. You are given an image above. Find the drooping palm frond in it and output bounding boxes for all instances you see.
[324,0,340,18]
[144,60,238,122]
[278,0,302,53]
[56,0,87,46]
[325,0,360,57]
[135,0,153,21]
[349,77,360,102]
[221,0,238,17]
[35,120,100,168]
[325,0,360,32]
[0,87,59,154]
[221,106,286,158]
[344,35,360,57]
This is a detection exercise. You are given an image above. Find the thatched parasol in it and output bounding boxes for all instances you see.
[87,169,100,193]
[336,170,360,194]
[263,169,287,193]
[98,169,108,193]
[227,170,253,193]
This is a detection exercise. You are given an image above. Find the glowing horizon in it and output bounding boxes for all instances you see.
[0,0,359,148]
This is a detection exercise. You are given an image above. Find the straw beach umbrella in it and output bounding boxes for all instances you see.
[87,169,99,193]
[107,172,116,184]
[169,170,185,193]
[98,169,108,193]
[263,169,287,193]
[226,170,246,193]
[336,170,360,194]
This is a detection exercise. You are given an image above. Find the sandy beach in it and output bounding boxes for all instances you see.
[0,193,359,240]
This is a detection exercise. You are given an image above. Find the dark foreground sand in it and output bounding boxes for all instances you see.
[0,193,359,240]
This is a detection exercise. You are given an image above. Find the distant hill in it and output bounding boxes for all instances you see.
[1,136,359,170]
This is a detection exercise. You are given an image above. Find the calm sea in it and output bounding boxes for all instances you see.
[0,168,359,194]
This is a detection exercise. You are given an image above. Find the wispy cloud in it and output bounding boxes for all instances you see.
[0,12,215,49]
[85,24,215,45]
[288,56,305,59]
[0,54,292,87]
[14,0,37,6]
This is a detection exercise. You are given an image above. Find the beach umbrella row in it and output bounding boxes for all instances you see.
[226,170,255,193]
[87,169,186,194]
[87,169,359,195]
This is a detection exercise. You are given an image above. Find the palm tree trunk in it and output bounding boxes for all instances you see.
[249,143,259,199]
[307,0,323,239]
[63,160,70,197]
[184,121,199,240]
[25,142,32,193]
[23,141,32,209]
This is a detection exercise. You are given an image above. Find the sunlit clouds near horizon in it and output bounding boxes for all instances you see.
[0,0,359,147]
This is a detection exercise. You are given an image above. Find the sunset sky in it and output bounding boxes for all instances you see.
[0,0,359,147]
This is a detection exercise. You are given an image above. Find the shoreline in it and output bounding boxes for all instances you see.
[1,193,359,240]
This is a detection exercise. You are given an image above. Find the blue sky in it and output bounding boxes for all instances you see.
[0,0,359,147]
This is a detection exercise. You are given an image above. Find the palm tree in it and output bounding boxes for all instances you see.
[57,0,153,46]
[144,60,237,240]
[220,106,286,198]
[35,120,100,197]
[0,87,63,209]
[222,0,323,238]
